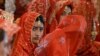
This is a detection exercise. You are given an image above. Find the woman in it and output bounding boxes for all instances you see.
[35,15,87,56]
[27,0,58,34]
[54,0,73,23]
[11,12,45,56]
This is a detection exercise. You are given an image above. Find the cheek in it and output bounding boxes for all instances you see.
[40,31,44,37]
[31,31,35,38]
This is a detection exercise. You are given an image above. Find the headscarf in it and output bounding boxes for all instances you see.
[27,0,49,20]
[55,0,72,23]
[11,12,45,56]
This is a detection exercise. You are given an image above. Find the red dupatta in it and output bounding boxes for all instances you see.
[11,12,44,56]
[27,0,49,19]
[58,15,87,56]
[27,0,50,34]
[35,15,87,56]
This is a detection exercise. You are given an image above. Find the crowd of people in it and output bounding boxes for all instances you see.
[0,0,100,56]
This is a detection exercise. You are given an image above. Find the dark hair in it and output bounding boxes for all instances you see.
[0,29,5,42]
[36,15,45,24]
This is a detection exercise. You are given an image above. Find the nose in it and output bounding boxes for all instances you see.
[35,29,40,37]
[35,34,39,37]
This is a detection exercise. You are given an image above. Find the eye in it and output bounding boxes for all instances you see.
[40,27,44,31]
[32,27,37,31]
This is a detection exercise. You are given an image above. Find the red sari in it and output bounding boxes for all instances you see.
[27,0,58,34]
[11,12,44,56]
[34,15,87,56]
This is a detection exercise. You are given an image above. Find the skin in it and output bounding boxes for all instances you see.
[31,20,44,45]
[0,34,12,56]
[60,6,72,21]
[0,41,4,56]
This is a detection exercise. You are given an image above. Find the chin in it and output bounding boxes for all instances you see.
[32,40,39,44]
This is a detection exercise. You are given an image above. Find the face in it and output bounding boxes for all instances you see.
[60,6,71,20]
[31,20,44,44]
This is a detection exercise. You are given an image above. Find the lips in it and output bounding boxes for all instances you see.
[31,37,40,44]
[33,37,40,40]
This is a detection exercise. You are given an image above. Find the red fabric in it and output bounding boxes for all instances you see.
[15,0,28,18]
[27,0,49,19]
[45,0,58,30]
[72,0,96,42]
[0,19,4,28]
[46,0,59,21]
[27,0,58,34]
[58,15,87,56]
[46,0,72,34]
[94,41,100,49]
[72,1,100,56]
[96,24,100,42]
[27,0,59,34]
[76,40,100,56]
[49,19,58,32]
[35,15,87,56]
[96,34,100,41]
[94,41,100,55]
[11,12,44,56]
[45,0,58,34]
[46,18,58,34]
[55,0,72,23]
